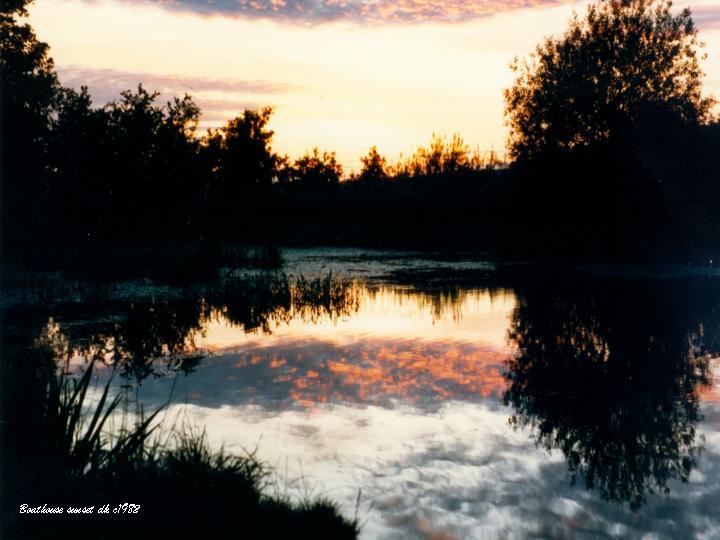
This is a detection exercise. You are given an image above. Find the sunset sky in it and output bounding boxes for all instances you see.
[29,0,720,172]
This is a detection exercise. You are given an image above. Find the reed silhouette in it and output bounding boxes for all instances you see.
[0,341,358,540]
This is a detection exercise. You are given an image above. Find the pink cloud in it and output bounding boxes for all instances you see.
[690,5,720,30]
[105,0,573,24]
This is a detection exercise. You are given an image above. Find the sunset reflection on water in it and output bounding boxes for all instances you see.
[197,286,516,350]
[188,287,515,409]
[32,255,720,540]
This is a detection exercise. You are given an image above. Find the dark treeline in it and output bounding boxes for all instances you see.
[2,0,720,271]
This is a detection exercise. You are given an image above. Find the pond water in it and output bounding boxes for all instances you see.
[6,248,720,539]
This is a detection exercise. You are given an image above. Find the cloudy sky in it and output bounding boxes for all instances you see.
[29,0,720,171]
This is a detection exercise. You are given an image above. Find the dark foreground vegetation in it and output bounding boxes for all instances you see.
[2,0,719,270]
[0,334,358,540]
[0,271,361,538]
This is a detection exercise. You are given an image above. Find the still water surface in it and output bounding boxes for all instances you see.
[14,249,720,539]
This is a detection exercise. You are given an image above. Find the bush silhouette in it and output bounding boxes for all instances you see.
[504,0,716,162]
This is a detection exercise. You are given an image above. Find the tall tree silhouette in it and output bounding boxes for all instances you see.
[0,0,58,248]
[504,0,715,161]
[47,87,112,240]
[500,0,720,258]
[200,107,280,237]
[203,107,279,191]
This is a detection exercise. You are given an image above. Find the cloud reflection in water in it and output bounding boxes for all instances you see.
[41,267,720,539]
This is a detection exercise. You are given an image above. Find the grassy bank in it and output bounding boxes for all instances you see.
[0,343,358,540]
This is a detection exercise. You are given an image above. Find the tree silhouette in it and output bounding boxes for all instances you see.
[203,107,279,192]
[47,86,112,238]
[504,0,716,161]
[357,146,388,184]
[0,0,57,170]
[1,0,59,247]
[293,147,343,188]
[146,94,202,237]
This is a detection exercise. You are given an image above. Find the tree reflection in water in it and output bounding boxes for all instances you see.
[504,276,719,509]
[34,272,361,381]
[14,267,720,511]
